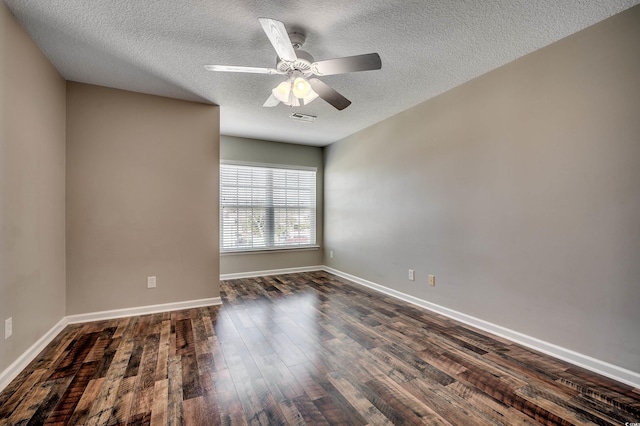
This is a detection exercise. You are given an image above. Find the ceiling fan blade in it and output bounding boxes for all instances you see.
[204,65,283,74]
[263,93,280,107]
[311,53,382,76]
[308,79,351,111]
[258,18,297,62]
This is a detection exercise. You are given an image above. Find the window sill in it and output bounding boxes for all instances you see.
[220,246,320,256]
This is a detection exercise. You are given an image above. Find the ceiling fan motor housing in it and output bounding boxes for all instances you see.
[276,32,314,74]
[276,49,314,73]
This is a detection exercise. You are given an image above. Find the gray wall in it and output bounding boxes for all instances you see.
[66,83,220,315]
[0,3,66,372]
[220,135,323,275]
[324,6,640,372]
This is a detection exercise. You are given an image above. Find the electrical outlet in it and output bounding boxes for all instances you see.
[147,276,157,288]
[5,317,12,339]
[408,269,415,281]
[428,275,436,286]
[330,250,334,259]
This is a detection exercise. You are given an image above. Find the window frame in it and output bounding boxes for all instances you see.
[220,160,318,254]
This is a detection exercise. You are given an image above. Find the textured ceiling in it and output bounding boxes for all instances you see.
[5,0,639,146]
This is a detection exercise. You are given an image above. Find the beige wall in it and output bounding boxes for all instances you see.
[324,6,640,373]
[66,83,219,314]
[0,3,66,372]
[220,135,323,275]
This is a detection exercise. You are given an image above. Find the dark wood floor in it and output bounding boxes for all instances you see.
[1,272,638,425]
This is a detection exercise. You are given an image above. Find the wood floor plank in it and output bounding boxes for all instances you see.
[183,396,207,426]
[326,372,394,425]
[43,361,98,425]
[0,368,48,418]
[290,394,330,425]
[23,377,73,426]
[154,319,172,382]
[1,271,638,425]
[312,393,367,426]
[167,356,184,426]
[276,400,306,426]
[287,362,329,402]
[198,369,222,426]
[84,327,117,363]
[210,368,247,426]
[516,384,619,425]
[4,379,54,424]
[457,367,576,425]
[556,372,640,417]
[25,327,81,375]
[150,378,169,426]
[47,332,100,381]
[365,376,453,425]
[252,352,304,402]
[446,380,542,426]
[66,377,104,426]
[85,336,135,425]
[106,375,136,425]
[402,377,496,426]
[570,392,639,424]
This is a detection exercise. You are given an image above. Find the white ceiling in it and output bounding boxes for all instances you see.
[5,0,639,146]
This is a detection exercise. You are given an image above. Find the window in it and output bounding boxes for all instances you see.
[220,162,317,252]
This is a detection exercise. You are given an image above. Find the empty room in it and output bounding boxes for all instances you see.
[1,1,639,425]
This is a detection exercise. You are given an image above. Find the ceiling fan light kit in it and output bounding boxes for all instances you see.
[270,71,319,107]
[205,17,382,111]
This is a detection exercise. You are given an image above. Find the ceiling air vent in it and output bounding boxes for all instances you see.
[289,112,317,123]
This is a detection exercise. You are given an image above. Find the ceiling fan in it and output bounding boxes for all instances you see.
[204,18,382,111]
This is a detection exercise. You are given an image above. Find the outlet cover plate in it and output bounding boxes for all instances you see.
[147,276,157,288]
[5,317,12,339]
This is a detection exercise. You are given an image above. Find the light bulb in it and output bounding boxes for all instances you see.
[292,77,311,98]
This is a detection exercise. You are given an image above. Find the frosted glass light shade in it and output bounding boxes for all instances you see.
[273,80,291,103]
[302,89,319,105]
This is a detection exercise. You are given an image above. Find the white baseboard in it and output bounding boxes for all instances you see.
[323,266,640,389]
[220,265,323,281]
[0,317,68,393]
[66,297,222,324]
[0,297,222,393]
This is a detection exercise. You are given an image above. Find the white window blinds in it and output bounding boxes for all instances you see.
[220,163,317,252]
